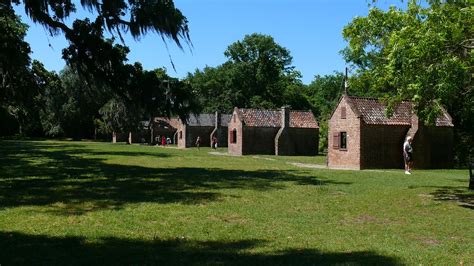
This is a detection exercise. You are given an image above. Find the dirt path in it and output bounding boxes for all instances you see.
[288,162,327,169]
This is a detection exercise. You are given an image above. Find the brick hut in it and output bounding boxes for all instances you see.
[151,117,179,144]
[228,107,319,156]
[328,94,454,170]
[176,112,231,148]
[112,117,179,144]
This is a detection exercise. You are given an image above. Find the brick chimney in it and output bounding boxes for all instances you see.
[281,106,290,128]
[215,111,221,128]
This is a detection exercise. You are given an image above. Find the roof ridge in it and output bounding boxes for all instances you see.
[348,95,412,103]
[289,109,313,113]
[239,108,280,111]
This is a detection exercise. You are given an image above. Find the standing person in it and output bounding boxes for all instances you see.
[212,136,217,149]
[403,136,414,174]
[195,136,201,150]
[162,135,166,146]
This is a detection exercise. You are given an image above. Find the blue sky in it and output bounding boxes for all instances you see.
[14,0,403,84]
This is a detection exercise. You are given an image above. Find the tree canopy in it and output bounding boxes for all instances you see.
[7,0,190,47]
[342,0,473,163]
[1,0,196,139]
[186,33,311,113]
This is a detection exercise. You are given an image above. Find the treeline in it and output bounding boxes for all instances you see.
[1,7,194,140]
[1,1,472,164]
[1,19,346,151]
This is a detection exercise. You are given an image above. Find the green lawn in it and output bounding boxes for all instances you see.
[0,140,472,265]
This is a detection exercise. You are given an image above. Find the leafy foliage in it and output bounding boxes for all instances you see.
[0,6,31,101]
[186,33,311,113]
[305,73,345,152]
[342,0,473,164]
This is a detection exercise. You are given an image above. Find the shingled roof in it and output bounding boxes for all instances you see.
[343,96,453,127]
[220,114,232,127]
[184,114,215,127]
[182,113,231,127]
[236,108,319,128]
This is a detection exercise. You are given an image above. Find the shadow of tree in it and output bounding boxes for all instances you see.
[0,231,402,265]
[430,187,474,210]
[0,141,350,214]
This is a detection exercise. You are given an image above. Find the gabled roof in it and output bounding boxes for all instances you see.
[237,109,281,127]
[235,108,319,128]
[434,106,454,127]
[348,96,412,126]
[337,95,453,127]
[290,111,320,128]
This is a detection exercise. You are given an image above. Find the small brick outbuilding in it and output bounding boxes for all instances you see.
[176,112,231,148]
[228,107,319,156]
[151,117,179,144]
[328,95,454,170]
[112,117,179,144]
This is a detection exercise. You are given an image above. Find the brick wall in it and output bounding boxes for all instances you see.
[242,127,280,155]
[228,111,243,155]
[360,124,409,169]
[276,128,319,156]
[328,98,362,169]
[229,108,319,156]
[413,126,453,169]
[184,126,214,148]
[210,126,228,148]
[177,123,186,148]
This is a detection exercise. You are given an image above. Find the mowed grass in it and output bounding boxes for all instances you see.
[0,140,472,265]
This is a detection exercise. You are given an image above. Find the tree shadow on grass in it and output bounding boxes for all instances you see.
[408,183,474,210]
[0,231,402,265]
[0,141,350,214]
[430,187,474,210]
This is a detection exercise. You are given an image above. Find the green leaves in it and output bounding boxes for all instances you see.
[343,0,473,164]
[187,33,306,113]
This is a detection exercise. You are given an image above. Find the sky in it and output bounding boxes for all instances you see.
[14,0,404,84]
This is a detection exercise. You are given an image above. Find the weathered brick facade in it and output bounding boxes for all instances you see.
[228,107,319,156]
[328,97,362,169]
[328,95,454,169]
[176,113,230,148]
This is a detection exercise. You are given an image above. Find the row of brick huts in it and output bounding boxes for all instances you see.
[126,107,320,156]
[117,95,454,169]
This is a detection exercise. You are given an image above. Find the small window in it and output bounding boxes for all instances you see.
[341,106,346,119]
[179,131,182,139]
[340,132,347,149]
[230,128,237,143]
[233,114,236,123]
